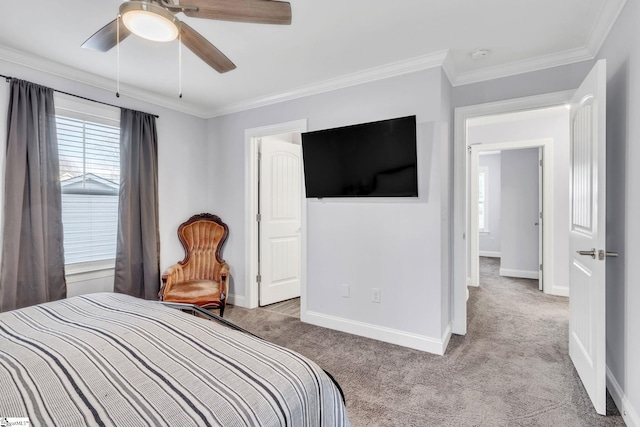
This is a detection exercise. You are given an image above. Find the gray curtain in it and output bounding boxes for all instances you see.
[114,108,160,299]
[0,79,66,312]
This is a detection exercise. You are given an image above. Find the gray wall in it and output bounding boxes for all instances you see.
[478,153,501,255]
[208,68,452,340]
[500,148,540,277]
[596,0,640,420]
[452,61,594,108]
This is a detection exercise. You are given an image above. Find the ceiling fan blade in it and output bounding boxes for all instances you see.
[180,22,236,73]
[181,0,291,25]
[82,19,132,52]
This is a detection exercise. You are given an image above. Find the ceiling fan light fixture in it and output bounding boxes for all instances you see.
[120,1,179,43]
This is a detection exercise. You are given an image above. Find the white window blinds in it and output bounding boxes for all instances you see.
[478,166,489,233]
[55,94,120,268]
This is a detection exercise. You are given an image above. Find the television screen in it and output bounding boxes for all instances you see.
[301,115,418,198]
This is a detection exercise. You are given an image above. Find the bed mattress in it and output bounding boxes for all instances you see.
[0,293,350,427]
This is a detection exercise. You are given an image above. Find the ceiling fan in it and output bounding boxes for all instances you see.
[82,0,292,74]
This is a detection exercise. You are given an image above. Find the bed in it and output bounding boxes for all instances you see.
[0,293,350,426]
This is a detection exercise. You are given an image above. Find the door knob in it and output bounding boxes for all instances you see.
[577,248,596,259]
[598,249,618,260]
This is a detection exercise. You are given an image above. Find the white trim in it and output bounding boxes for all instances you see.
[0,44,188,117]
[55,93,120,124]
[65,268,114,284]
[208,51,449,117]
[584,0,627,61]
[479,251,501,258]
[226,293,247,308]
[499,268,540,280]
[303,311,452,355]
[449,0,626,87]
[550,285,569,298]
[607,366,640,427]
[452,47,593,87]
[244,120,308,310]
[453,90,574,335]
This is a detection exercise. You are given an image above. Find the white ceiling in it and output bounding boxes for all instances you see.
[0,0,625,118]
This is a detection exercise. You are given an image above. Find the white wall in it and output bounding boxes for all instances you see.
[500,148,540,278]
[466,107,570,292]
[0,58,211,296]
[596,0,640,424]
[208,68,452,352]
[478,153,501,256]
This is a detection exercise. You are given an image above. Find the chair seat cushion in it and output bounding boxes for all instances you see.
[163,280,224,308]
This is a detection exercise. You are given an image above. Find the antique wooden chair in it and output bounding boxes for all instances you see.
[159,213,230,316]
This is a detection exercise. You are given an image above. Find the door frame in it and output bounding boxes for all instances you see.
[245,119,308,309]
[453,90,573,335]
[469,140,553,292]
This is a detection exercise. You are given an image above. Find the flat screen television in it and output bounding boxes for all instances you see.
[301,115,418,198]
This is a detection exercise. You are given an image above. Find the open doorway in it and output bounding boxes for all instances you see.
[245,119,308,314]
[472,146,545,292]
[465,106,570,299]
[453,95,572,336]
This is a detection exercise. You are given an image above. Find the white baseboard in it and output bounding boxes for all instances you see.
[607,366,639,427]
[499,268,539,280]
[467,277,479,287]
[302,310,451,355]
[547,285,569,297]
[479,251,501,258]
[227,293,247,308]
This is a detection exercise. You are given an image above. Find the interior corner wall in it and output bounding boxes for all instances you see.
[478,153,501,255]
[499,148,540,277]
[595,0,640,423]
[440,69,453,338]
[208,68,450,344]
[0,58,210,296]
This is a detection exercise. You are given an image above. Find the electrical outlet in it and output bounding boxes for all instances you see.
[372,288,381,303]
[342,284,350,298]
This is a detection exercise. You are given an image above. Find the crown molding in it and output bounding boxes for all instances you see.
[584,0,626,55]
[2,0,625,119]
[0,44,208,118]
[449,0,626,87]
[205,50,449,118]
[451,46,595,87]
[441,52,457,87]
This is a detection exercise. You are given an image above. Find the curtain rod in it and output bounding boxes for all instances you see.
[1,73,159,119]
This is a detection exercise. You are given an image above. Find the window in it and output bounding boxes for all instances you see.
[55,94,120,272]
[478,166,489,232]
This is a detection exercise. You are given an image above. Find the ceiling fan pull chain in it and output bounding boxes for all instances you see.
[116,14,121,98]
[178,25,183,99]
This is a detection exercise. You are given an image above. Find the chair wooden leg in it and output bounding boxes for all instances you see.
[219,303,225,317]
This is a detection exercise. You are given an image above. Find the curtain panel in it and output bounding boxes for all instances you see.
[0,79,66,312]
[114,109,160,299]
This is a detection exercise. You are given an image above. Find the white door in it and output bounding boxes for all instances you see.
[569,59,608,415]
[259,137,302,306]
[538,148,543,291]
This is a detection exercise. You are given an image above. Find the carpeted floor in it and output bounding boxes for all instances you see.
[224,257,624,426]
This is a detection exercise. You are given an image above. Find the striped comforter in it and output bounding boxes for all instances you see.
[0,293,350,426]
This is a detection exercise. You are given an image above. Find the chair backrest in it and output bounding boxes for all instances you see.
[177,213,229,279]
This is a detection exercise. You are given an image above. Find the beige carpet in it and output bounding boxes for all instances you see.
[224,257,624,426]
